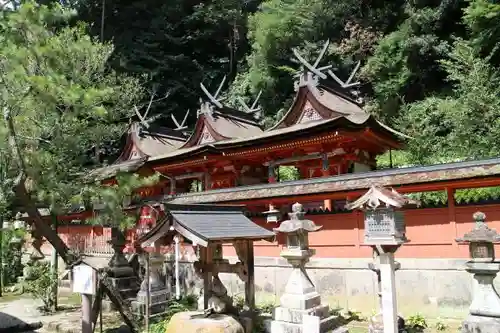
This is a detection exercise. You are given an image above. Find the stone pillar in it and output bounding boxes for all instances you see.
[270,203,337,333]
[368,252,404,333]
[134,249,168,316]
[102,228,139,311]
[456,212,500,333]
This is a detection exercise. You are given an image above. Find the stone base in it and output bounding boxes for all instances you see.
[273,305,329,323]
[461,315,500,333]
[165,311,244,333]
[270,314,337,333]
[280,291,321,310]
[368,313,405,333]
[136,289,169,305]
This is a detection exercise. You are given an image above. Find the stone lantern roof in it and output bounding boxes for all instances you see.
[273,203,322,233]
[345,185,419,210]
[456,212,500,243]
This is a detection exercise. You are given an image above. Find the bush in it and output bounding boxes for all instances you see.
[23,261,57,312]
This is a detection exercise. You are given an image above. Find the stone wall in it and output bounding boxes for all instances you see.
[167,256,478,320]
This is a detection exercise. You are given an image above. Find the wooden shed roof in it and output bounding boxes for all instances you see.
[137,204,275,247]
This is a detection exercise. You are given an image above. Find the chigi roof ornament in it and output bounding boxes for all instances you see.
[237,90,263,119]
[292,40,332,90]
[170,110,189,131]
[134,90,170,130]
[199,75,227,113]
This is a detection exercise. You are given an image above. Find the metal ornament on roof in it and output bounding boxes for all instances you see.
[134,90,170,130]
[293,40,331,80]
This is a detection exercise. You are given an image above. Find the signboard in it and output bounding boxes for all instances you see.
[72,264,96,295]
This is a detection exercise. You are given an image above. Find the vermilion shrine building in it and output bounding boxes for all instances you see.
[40,47,500,315]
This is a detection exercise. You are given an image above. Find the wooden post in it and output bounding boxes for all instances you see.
[82,293,93,333]
[245,240,255,310]
[169,179,176,195]
[50,213,58,312]
[447,187,459,250]
[200,246,213,309]
[268,163,276,183]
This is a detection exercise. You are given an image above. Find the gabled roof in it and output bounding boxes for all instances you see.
[116,122,187,162]
[181,103,263,148]
[271,79,365,130]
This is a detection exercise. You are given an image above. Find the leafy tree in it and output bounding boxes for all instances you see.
[0,2,157,263]
[463,0,500,65]
[362,0,467,123]
[398,39,500,164]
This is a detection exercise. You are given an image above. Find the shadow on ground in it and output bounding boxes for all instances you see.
[0,312,43,333]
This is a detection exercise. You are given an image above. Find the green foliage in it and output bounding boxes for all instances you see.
[278,166,300,182]
[406,313,428,333]
[463,0,500,64]
[75,0,260,125]
[147,295,198,333]
[435,320,448,331]
[1,227,25,286]
[399,39,500,164]
[23,260,58,312]
[79,172,160,230]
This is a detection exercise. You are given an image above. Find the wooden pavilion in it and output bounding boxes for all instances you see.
[135,203,275,311]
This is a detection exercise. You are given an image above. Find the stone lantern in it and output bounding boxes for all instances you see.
[456,211,500,333]
[456,212,499,262]
[346,185,418,333]
[346,186,416,246]
[270,202,336,333]
[263,204,281,224]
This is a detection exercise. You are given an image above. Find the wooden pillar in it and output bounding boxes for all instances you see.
[447,187,458,250]
[321,153,332,210]
[169,179,176,195]
[245,240,255,310]
[200,246,213,309]
[268,163,276,183]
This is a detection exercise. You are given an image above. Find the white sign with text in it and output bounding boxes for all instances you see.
[72,264,96,295]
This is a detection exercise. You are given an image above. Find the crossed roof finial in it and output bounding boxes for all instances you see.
[238,90,262,119]
[292,39,362,91]
[200,75,227,109]
[170,110,189,131]
[134,90,170,130]
[293,40,332,80]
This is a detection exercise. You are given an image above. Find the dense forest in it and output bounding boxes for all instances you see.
[72,0,500,167]
[0,0,499,217]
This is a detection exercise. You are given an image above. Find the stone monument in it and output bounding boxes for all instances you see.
[270,202,337,333]
[456,211,500,333]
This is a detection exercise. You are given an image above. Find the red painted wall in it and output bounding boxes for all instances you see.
[37,204,500,259]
